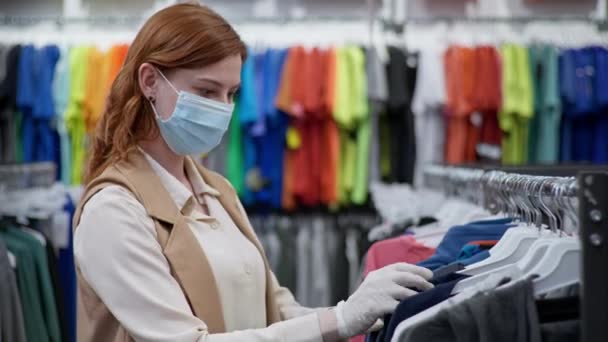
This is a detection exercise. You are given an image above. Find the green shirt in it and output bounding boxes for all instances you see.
[1,231,48,342]
[4,228,61,342]
[499,44,534,165]
[227,98,244,196]
[65,46,89,185]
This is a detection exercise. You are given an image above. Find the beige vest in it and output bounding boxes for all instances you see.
[73,151,281,341]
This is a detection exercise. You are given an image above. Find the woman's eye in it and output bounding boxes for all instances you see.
[200,89,212,96]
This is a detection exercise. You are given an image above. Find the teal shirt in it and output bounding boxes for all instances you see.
[1,231,49,342]
[2,228,61,342]
[53,46,72,184]
[538,46,562,163]
[528,45,561,163]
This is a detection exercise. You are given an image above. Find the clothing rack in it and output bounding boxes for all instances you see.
[1,14,605,30]
[578,170,608,342]
[0,14,369,27]
[382,16,608,33]
[0,162,56,191]
[424,164,608,342]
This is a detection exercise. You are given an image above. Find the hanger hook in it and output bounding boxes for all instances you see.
[538,178,559,232]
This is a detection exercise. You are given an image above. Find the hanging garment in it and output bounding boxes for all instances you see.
[238,49,257,205]
[0,44,22,163]
[570,47,596,162]
[321,48,340,207]
[411,46,446,186]
[396,278,542,342]
[385,47,416,183]
[276,48,298,210]
[2,229,49,342]
[0,238,27,342]
[1,227,62,342]
[475,46,502,161]
[64,46,89,185]
[226,97,245,197]
[17,44,61,163]
[416,220,514,271]
[444,46,478,164]
[559,49,577,162]
[103,44,129,94]
[53,46,72,184]
[364,235,435,277]
[593,46,608,164]
[366,47,389,185]
[293,48,324,206]
[58,194,77,342]
[380,273,470,342]
[499,44,534,165]
[259,48,289,209]
[528,45,561,164]
[83,47,106,133]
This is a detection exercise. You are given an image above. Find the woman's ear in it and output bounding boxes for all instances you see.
[138,62,158,101]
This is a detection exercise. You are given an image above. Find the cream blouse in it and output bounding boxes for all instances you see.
[74,151,338,342]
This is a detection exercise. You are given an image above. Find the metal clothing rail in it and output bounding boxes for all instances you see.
[423,165,578,197]
[0,14,369,27]
[0,14,605,29]
[0,162,56,191]
[578,171,608,342]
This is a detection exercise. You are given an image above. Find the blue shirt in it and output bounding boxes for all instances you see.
[16,45,35,162]
[573,48,596,117]
[16,45,60,163]
[380,274,470,342]
[253,49,289,208]
[250,52,267,137]
[58,194,77,342]
[594,47,608,163]
[559,50,577,162]
[416,222,513,270]
[571,47,597,162]
[239,50,257,125]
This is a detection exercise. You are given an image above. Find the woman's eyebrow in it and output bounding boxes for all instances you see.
[195,77,240,89]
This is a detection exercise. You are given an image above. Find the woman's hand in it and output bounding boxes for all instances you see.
[335,263,434,338]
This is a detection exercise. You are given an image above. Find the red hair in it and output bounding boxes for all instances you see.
[85,3,246,183]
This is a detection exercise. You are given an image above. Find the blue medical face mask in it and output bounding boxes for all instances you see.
[150,70,234,156]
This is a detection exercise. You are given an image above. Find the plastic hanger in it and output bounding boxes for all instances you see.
[462,176,543,276]
[452,177,559,294]
[7,251,16,268]
[525,180,581,296]
[529,236,580,296]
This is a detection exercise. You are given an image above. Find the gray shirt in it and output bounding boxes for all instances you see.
[400,278,542,342]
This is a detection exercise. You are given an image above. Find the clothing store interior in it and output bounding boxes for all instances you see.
[1,0,608,341]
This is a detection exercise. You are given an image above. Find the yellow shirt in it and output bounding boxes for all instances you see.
[64,46,89,185]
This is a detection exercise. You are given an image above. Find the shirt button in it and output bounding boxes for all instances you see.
[210,221,220,230]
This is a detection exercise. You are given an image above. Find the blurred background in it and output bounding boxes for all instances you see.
[0,1,606,342]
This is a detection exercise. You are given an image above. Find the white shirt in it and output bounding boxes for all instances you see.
[411,46,447,188]
[74,151,336,342]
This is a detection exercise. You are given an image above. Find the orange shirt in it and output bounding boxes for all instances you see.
[104,44,129,93]
[289,46,307,118]
[83,47,107,133]
[276,49,294,115]
[321,48,339,206]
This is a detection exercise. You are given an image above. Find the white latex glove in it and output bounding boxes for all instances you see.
[335,263,433,338]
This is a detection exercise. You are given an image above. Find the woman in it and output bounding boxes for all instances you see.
[74,3,433,342]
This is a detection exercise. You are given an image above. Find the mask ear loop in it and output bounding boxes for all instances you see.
[155,67,180,94]
[149,68,179,121]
